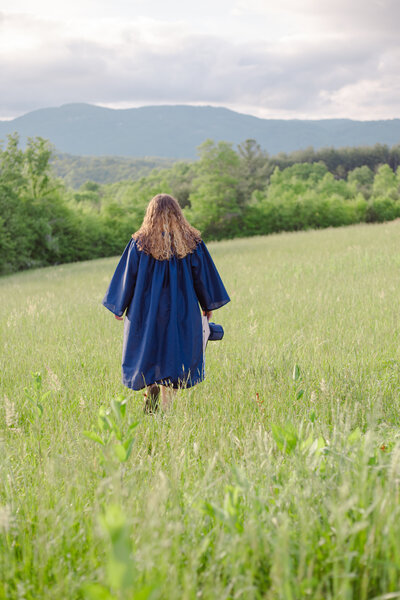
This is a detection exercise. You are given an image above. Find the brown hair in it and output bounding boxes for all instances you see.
[132,193,201,260]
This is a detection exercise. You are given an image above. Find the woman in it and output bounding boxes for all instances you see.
[102,193,230,412]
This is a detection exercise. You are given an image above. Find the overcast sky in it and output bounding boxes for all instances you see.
[1,0,399,120]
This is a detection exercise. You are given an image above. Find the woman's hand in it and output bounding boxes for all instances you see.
[115,314,124,321]
[203,310,212,320]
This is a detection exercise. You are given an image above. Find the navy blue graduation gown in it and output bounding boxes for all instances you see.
[102,239,230,390]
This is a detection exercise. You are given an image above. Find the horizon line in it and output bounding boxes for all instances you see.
[0,102,399,123]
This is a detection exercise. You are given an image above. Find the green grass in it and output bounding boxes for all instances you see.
[1,222,400,599]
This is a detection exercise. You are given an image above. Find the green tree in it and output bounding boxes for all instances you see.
[372,164,399,200]
[24,137,59,200]
[347,166,374,200]
[237,139,269,205]
[0,133,26,190]
[187,140,241,239]
[166,161,196,208]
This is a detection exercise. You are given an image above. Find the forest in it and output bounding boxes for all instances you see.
[1,133,400,274]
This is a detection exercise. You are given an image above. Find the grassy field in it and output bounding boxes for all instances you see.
[1,222,400,599]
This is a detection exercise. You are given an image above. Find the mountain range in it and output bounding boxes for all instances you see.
[1,103,399,158]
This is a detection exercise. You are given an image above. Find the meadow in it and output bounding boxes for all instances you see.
[1,221,400,599]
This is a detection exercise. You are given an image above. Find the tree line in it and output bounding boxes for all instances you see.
[52,141,400,188]
[1,133,400,274]
[52,153,176,188]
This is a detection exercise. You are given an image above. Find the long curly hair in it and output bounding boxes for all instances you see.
[132,193,202,260]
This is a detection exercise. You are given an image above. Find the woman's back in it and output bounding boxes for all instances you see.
[102,193,230,392]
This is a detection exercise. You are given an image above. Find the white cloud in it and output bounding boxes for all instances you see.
[0,4,399,120]
[234,0,400,29]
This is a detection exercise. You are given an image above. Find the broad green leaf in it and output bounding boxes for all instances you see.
[113,444,127,462]
[118,396,127,419]
[83,431,105,445]
[123,437,135,460]
[111,399,123,422]
[300,434,314,452]
[81,582,114,600]
[109,424,122,441]
[271,423,298,454]
[128,421,139,434]
[348,427,362,444]
[292,364,301,381]
[309,436,326,456]
[98,408,113,432]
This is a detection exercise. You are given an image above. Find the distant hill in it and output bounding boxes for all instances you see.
[1,103,400,159]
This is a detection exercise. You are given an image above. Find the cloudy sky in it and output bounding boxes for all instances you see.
[1,0,399,121]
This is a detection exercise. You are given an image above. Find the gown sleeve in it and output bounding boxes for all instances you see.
[102,239,139,316]
[191,241,230,312]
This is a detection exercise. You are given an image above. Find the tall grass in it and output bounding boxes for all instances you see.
[1,222,400,599]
